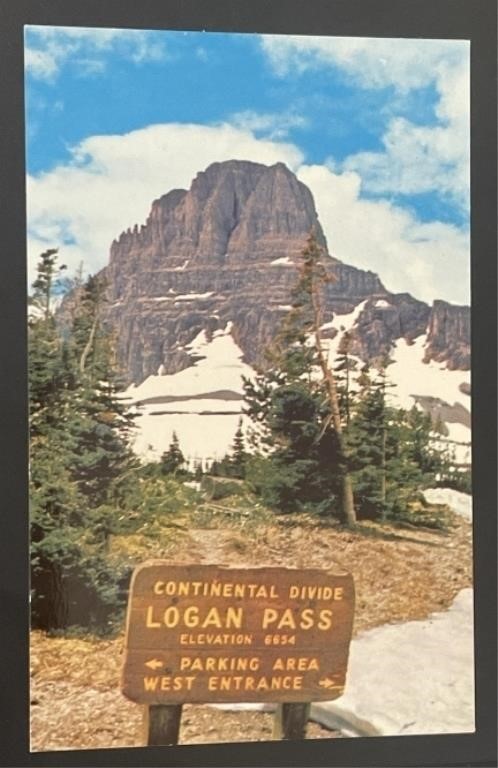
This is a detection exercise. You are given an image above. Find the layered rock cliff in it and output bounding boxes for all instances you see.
[93,160,469,384]
[424,300,470,370]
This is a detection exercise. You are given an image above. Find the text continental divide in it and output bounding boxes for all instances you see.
[151,580,345,601]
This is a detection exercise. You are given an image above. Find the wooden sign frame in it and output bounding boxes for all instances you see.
[121,563,355,706]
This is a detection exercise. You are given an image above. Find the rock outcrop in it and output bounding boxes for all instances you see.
[424,301,471,370]
[90,160,470,384]
[346,294,430,362]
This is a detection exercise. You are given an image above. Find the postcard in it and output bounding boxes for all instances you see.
[5,9,491,767]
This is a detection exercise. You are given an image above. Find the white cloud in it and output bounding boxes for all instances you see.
[27,122,303,283]
[25,25,167,80]
[228,110,309,140]
[27,122,469,306]
[260,35,465,93]
[260,35,470,213]
[342,55,470,211]
[298,164,469,305]
[24,46,59,79]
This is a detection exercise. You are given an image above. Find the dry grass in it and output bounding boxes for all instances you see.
[182,509,472,634]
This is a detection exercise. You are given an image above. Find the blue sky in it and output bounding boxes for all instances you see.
[25,27,470,304]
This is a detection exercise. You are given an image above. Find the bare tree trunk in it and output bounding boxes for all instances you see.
[380,424,387,519]
[44,273,52,321]
[311,275,357,528]
[80,314,99,374]
[341,471,357,528]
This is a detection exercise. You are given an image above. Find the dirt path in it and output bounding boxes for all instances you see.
[174,514,472,635]
[187,528,236,564]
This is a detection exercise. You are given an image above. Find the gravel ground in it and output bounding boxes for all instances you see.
[30,679,340,751]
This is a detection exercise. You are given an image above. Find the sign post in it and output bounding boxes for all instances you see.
[273,702,311,740]
[143,704,183,746]
[121,562,355,744]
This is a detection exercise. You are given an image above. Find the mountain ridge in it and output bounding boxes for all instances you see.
[88,159,469,384]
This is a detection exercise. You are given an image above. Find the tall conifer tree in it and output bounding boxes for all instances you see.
[244,233,355,522]
[302,233,357,526]
[160,432,185,476]
[29,253,136,629]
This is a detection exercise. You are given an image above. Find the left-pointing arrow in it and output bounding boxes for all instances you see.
[145,659,163,670]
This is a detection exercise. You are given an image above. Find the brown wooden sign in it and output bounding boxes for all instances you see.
[121,563,355,705]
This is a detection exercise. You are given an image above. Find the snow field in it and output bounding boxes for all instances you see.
[388,335,470,413]
[422,488,472,521]
[311,588,474,737]
[125,305,471,469]
[132,411,251,466]
[125,324,253,462]
[125,324,253,404]
[313,490,473,736]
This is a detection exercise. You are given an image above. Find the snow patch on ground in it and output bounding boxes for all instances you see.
[312,588,475,737]
[319,301,367,337]
[388,336,470,413]
[434,424,471,466]
[444,422,471,445]
[144,398,242,414]
[174,292,214,301]
[124,307,471,467]
[126,326,253,403]
[133,411,250,466]
[125,325,253,462]
[270,256,293,266]
[309,301,367,384]
[213,588,475,738]
[315,312,471,449]
[423,488,472,521]
[387,336,471,464]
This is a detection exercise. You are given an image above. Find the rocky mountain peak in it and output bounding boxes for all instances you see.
[93,159,470,385]
[110,160,326,272]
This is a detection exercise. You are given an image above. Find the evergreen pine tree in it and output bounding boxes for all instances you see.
[244,232,351,519]
[347,362,390,519]
[347,353,451,522]
[29,249,71,436]
[64,274,137,507]
[29,254,135,630]
[334,331,358,427]
[229,418,248,478]
[301,233,357,526]
[160,432,185,476]
[30,248,66,320]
